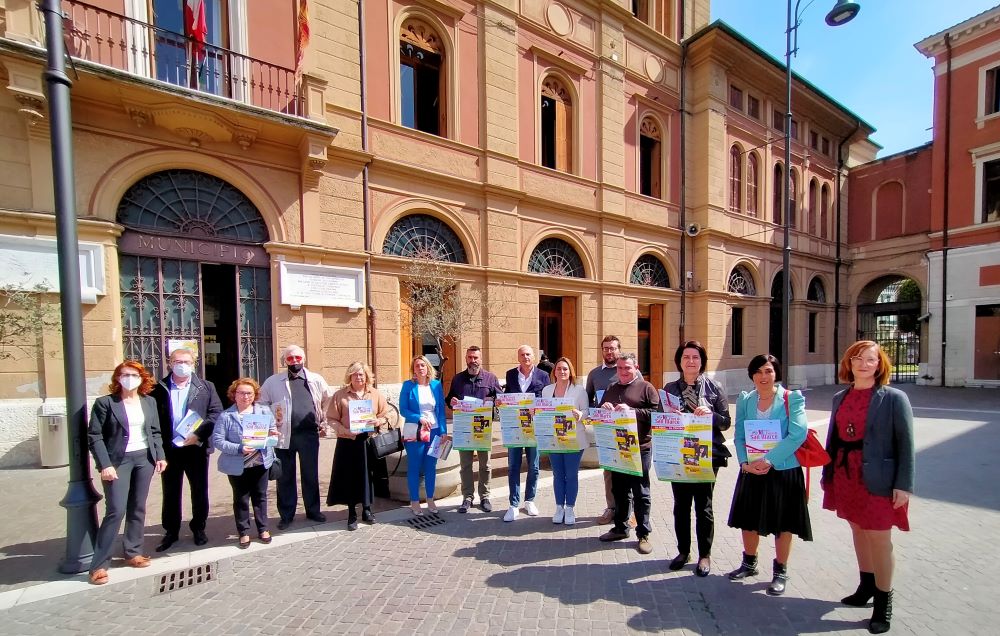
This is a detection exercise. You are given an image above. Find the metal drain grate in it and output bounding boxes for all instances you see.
[405,512,446,530]
[155,563,215,594]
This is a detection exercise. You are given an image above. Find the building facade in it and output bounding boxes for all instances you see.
[0,0,878,466]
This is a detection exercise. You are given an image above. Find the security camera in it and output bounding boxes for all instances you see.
[685,222,701,237]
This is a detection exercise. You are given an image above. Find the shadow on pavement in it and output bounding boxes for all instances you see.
[914,421,1000,511]
[452,535,606,566]
[482,561,861,634]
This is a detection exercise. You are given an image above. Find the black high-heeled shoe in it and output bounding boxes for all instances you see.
[869,589,893,634]
[843,571,876,606]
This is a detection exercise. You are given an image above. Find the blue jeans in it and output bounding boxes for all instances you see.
[549,451,583,506]
[405,440,438,501]
[508,446,539,507]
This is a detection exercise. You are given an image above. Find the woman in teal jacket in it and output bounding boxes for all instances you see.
[399,355,448,515]
[727,354,811,596]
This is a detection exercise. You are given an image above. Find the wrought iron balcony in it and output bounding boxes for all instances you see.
[61,0,304,117]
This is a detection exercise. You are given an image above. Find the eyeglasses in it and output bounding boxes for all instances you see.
[602,346,618,351]
[119,373,140,379]
[851,356,880,366]
[285,355,304,362]
[234,391,255,397]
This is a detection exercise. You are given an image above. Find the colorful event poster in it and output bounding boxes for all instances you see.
[270,397,292,449]
[534,397,579,453]
[591,408,643,476]
[428,435,453,460]
[743,419,782,462]
[452,401,494,452]
[497,392,536,448]
[172,410,203,447]
[348,399,376,433]
[241,413,274,450]
[651,412,715,482]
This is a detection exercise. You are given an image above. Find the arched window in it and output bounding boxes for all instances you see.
[382,214,467,263]
[821,183,831,239]
[729,146,742,212]
[772,163,783,224]
[639,117,662,198]
[808,178,818,235]
[541,76,573,172]
[789,169,799,229]
[807,277,827,303]
[399,18,446,136]
[630,254,670,288]
[528,238,585,278]
[117,169,268,243]
[727,265,757,296]
[747,153,759,217]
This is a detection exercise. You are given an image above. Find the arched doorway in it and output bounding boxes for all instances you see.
[768,271,790,362]
[529,238,585,364]
[117,170,273,392]
[856,276,922,383]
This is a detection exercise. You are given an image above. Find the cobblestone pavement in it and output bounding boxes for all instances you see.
[0,384,997,635]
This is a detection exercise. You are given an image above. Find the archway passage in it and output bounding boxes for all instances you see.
[117,170,273,392]
[768,271,790,363]
[856,276,922,383]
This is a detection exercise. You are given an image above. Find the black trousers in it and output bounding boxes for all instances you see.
[275,430,320,522]
[671,467,721,558]
[611,448,653,538]
[228,465,269,536]
[92,450,154,571]
[160,444,210,535]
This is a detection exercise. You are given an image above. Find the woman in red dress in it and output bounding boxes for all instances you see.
[823,341,915,634]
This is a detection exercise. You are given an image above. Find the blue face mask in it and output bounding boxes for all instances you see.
[172,362,193,378]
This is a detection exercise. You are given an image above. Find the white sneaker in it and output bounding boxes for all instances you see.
[552,505,565,524]
[524,500,539,516]
[503,506,519,522]
[563,506,576,525]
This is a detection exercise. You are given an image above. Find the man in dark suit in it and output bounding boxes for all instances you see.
[502,345,550,522]
[150,347,223,551]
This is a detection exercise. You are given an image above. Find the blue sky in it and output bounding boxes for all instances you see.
[711,1,1000,157]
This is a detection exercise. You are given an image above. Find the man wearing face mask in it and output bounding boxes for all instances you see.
[151,347,223,552]
[259,344,333,529]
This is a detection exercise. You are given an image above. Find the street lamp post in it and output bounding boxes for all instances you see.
[781,0,859,377]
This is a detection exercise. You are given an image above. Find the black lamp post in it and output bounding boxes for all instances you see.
[781,0,859,376]
[39,0,102,574]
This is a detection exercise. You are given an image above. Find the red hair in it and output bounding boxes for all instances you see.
[227,377,261,402]
[838,341,892,385]
[108,360,155,396]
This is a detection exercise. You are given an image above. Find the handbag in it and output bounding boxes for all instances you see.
[786,391,831,467]
[267,456,282,481]
[369,426,404,459]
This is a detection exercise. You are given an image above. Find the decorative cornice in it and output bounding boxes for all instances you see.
[121,100,260,149]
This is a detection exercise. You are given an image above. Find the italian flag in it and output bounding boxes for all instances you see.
[184,0,208,60]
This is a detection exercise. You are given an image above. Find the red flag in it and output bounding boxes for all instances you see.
[184,0,208,60]
[296,0,310,75]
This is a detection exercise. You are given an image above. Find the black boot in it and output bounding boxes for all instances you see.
[767,560,788,596]
[868,588,893,634]
[843,571,876,606]
[727,553,759,581]
[347,506,358,531]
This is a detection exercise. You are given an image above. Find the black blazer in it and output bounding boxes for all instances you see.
[151,374,223,450]
[88,394,165,470]
[504,366,551,398]
[822,384,915,497]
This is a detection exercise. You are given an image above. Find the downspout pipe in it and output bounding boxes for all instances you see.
[678,0,687,344]
[359,0,378,383]
[940,33,952,386]
[835,120,861,373]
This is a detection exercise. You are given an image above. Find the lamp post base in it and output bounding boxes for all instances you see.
[57,478,101,574]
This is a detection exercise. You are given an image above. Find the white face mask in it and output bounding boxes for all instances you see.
[120,375,141,391]
[172,362,193,378]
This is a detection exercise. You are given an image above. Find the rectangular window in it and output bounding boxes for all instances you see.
[822,137,831,156]
[790,119,799,140]
[632,0,649,23]
[986,67,1000,116]
[747,95,760,120]
[400,49,442,135]
[732,307,744,356]
[808,312,818,353]
[639,134,661,198]
[772,110,785,132]
[729,85,743,111]
[984,158,1000,223]
[810,131,819,150]
[541,96,557,169]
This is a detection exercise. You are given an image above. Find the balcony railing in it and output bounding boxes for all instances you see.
[61,0,304,117]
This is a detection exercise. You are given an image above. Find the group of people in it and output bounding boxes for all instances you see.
[88,336,913,634]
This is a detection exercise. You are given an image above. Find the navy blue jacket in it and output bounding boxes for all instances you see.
[504,366,551,397]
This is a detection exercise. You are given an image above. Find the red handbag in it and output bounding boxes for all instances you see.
[784,391,831,500]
